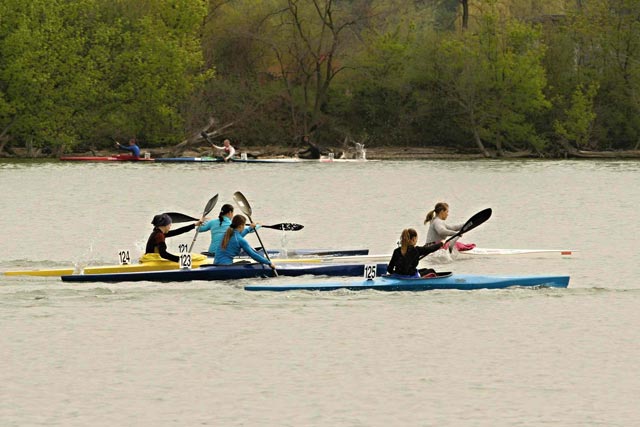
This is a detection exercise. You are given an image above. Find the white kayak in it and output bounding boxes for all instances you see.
[458,248,574,256]
[300,248,576,265]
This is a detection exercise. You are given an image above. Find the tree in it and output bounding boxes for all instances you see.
[554,83,599,152]
[412,6,550,156]
[0,0,211,154]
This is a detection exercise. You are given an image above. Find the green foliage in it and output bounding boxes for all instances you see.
[410,8,550,156]
[2,0,640,156]
[554,83,599,149]
[0,0,211,153]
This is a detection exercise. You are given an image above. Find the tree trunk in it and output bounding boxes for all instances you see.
[472,127,492,157]
[460,0,469,30]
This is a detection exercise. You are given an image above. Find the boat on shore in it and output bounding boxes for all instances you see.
[60,262,389,283]
[244,272,570,292]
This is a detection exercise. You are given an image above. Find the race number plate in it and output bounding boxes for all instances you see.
[118,249,131,265]
[178,243,191,269]
[363,264,376,280]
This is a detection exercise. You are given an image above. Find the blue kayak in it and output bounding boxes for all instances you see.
[244,273,570,292]
[60,262,389,283]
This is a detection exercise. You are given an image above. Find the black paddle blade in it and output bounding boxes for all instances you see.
[166,212,199,223]
[202,194,219,217]
[459,207,492,234]
[233,191,252,217]
[262,223,304,231]
[445,208,492,243]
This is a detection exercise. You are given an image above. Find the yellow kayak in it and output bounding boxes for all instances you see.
[3,254,389,277]
[3,253,211,277]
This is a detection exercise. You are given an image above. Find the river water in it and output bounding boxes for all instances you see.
[1,159,639,426]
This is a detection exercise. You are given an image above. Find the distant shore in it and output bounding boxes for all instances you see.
[2,145,640,160]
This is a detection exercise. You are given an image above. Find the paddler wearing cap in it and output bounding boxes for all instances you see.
[144,213,203,262]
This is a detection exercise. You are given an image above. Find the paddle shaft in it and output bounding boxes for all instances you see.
[245,213,278,276]
[233,191,278,277]
[188,194,219,253]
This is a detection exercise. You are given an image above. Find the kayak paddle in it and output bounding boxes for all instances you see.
[167,212,303,231]
[420,207,492,258]
[167,212,200,223]
[233,191,278,276]
[261,223,304,231]
[445,207,492,243]
[188,194,219,252]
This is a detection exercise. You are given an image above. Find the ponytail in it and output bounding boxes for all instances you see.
[400,228,418,255]
[424,202,449,224]
[218,204,234,226]
[221,214,246,250]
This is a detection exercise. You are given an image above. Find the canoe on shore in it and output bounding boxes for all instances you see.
[60,262,389,283]
[244,273,570,292]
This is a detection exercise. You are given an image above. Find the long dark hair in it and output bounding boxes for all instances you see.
[221,215,246,250]
[400,228,417,255]
[424,202,449,225]
[219,204,234,225]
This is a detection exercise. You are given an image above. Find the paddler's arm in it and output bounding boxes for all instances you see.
[198,219,213,232]
[434,220,458,238]
[238,237,273,267]
[241,222,260,236]
[157,241,179,263]
[226,146,236,159]
[386,249,400,274]
[166,220,203,238]
[417,241,444,257]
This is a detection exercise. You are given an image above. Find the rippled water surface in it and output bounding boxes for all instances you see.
[1,159,639,426]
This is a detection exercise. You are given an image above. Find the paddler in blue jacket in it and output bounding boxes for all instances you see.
[214,215,274,268]
[115,138,141,158]
[198,203,259,256]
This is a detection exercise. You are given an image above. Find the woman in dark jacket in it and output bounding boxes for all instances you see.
[145,213,202,262]
[387,228,443,278]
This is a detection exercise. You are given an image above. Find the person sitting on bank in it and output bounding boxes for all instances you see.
[214,215,274,269]
[144,213,203,262]
[387,228,443,278]
[298,135,321,159]
[211,138,236,162]
[115,138,141,158]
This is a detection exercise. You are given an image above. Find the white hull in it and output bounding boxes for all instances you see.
[277,248,575,265]
[460,248,574,256]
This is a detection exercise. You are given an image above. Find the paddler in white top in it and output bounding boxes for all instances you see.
[424,202,476,251]
[211,138,236,162]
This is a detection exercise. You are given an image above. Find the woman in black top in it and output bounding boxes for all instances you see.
[145,213,203,262]
[387,228,443,278]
